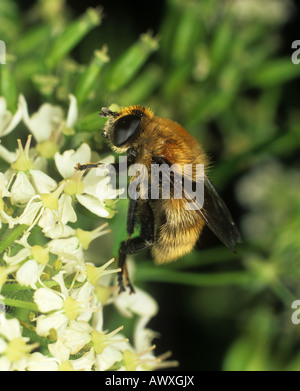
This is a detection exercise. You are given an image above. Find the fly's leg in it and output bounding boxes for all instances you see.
[118,200,154,294]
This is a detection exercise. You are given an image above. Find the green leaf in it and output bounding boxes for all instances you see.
[248,59,300,87]
[135,267,255,287]
[46,8,102,69]
[104,33,159,92]
[75,48,109,105]
[210,20,233,72]
[76,111,106,133]
[0,57,18,111]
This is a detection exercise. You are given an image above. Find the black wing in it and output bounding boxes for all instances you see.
[194,175,242,252]
[152,155,242,252]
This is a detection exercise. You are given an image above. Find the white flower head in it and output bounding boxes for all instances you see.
[34,273,97,337]
[27,345,95,371]
[4,241,50,289]
[55,143,91,179]
[19,94,77,143]
[55,144,119,218]
[114,286,158,319]
[16,181,76,238]
[1,135,57,205]
[19,94,77,160]
[0,313,38,371]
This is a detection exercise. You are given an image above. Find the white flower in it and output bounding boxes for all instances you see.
[1,136,57,205]
[95,345,123,371]
[0,313,38,371]
[47,235,81,256]
[27,348,95,371]
[4,241,50,289]
[114,286,158,319]
[26,352,58,371]
[16,181,76,238]
[114,286,159,354]
[33,273,96,337]
[0,173,15,229]
[47,223,109,255]
[16,260,39,289]
[52,320,93,355]
[19,94,77,143]
[58,318,128,371]
[55,144,119,218]
[55,143,91,179]
[48,338,95,371]
[0,96,22,137]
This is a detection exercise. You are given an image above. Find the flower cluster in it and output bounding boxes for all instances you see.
[0,95,177,371]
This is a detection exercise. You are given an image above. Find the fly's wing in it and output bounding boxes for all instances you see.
[193,175,242,252]
[152,155,242,252]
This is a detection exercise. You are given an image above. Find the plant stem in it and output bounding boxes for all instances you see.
[0,224,28,255]
[2,297,38,312]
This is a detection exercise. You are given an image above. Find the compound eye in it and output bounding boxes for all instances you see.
[112,115,141,146]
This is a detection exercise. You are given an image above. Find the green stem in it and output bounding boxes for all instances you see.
[0,224,28,255]
[75,49,109,105]
[270,281,295,306]
[1,280,58,294]
[135,268,255,287]
[2,297,38,312]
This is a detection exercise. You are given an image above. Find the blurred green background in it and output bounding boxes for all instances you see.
[1,0,300,371]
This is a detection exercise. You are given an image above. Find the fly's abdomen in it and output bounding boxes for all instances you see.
[152,199,204,264]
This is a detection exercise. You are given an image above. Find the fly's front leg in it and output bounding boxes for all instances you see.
[75,161,121,172]
[117,200,154,294]
[118,197,138,293]
[75,147,137,172]
[118,236,154,294]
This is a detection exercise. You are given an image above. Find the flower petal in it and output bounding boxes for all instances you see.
[0,145,17,164]
[10,172,36,204]
[48,338,71,362]
[17,198,42,226]
[0,96,22,137]
[16,260,39,288]
[76,194,114,218]
[114,286,158,318]
[72,350,95,371]
[58,193,77,224]
[30,170,57,194]
[0,313,22,340]
[20,95,64,143]
[35,313,68,337]
[3,248,31,266]
[34,288,63,313]
[57,321,92,355]
[47,236,80,255]
[27,352,58,371]
[55,143,91,179]
[66,94,78,128]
